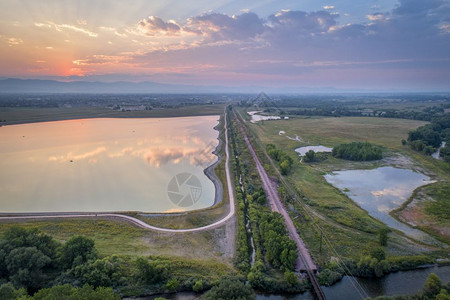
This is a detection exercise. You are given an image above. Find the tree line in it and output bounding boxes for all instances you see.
[369,272,449,300]
[229,112,303,293]
[0,225,249,299]
[332,142,383,161]
[406,114,450,161]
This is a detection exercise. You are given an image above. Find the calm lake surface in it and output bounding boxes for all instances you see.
[0,116,219,213]
[295,145,333,156]
[324,167,435,242]
[248,111,281,123]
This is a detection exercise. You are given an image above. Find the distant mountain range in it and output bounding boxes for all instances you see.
[1,78,440,94]
[0,78,235,93]
[0,78,350,94]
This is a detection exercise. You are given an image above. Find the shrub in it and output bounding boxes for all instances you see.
[332,142,383,161]
[203,277,254,300]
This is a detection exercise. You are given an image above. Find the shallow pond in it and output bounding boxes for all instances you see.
[324,167,435,242]
[0,116,219,213]
[248,111,281,123]
[295,145,332,156]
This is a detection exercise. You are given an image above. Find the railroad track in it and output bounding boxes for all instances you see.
[233,109,326,300]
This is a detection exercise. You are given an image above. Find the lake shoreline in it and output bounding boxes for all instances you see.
[324,166,440,245]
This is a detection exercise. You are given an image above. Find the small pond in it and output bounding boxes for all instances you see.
[324,166,435,243]
[248,111,281,123]
[295,145,332,156]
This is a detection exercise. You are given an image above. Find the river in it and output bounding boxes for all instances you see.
[129,266,450,300]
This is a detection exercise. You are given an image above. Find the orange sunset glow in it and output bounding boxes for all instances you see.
[0,0,449,90]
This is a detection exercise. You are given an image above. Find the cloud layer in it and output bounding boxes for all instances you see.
[0,0,449,90]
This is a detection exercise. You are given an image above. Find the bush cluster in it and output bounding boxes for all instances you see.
[332,142,383,161]
[266,144,294,175]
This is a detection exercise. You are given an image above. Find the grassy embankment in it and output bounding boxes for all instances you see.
[238,109,449,268]
[0,104,226,125]
[392,181,450,244]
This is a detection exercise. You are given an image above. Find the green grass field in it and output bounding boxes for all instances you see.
[251,116,427,150]
[241,110,449,264]
[0,217,234,264]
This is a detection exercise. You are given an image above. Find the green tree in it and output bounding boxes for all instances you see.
[436,289,450,300]
[370,247,386,261]
[0,227,59,281]
[284,271,298,287]
[332,142,382,161]
[423,273,442,298]
[378,229,389,246]
[317,269,342,286]
[203,277,254,300]
[32,284,119,300]
[304,150,315,162]
[32,284,74,299]
[165,278,179,291]
[280,160,291,175]
[2,227,59,260]
[73,256,123,288]
[135,258,166,284]
[247,260,267,289]
[356,256,377,277]
[6,247,52,290]
[0,283,27,300]
[60,236,97,269]
[192,279,203,292]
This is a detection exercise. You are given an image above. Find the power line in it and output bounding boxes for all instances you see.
[234,106,369,299]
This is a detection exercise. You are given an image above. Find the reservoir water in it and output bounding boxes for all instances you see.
[324,167,435,242]
[0,116,219,213]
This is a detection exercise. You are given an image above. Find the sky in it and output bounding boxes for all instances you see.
[0,0,449,91]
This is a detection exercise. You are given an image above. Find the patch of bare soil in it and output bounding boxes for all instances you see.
[212,219,236,260]
[382,152,416,169]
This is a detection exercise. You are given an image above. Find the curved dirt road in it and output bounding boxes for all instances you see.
[0,109,235,233]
